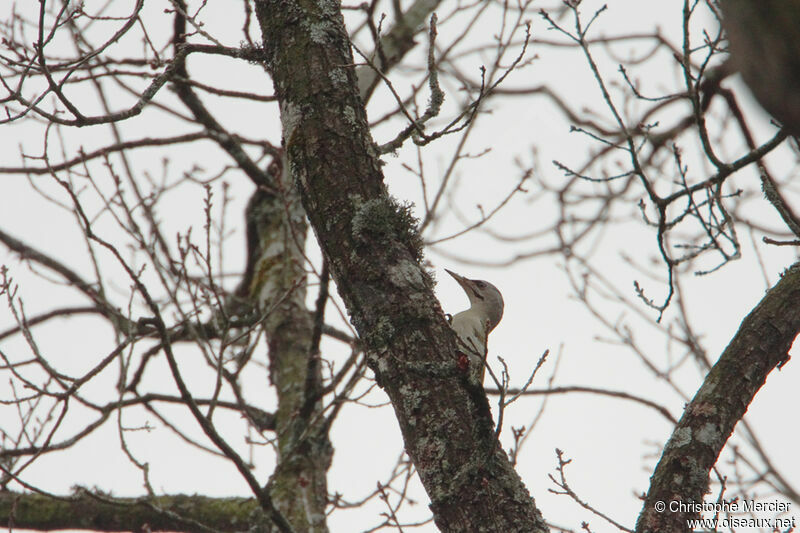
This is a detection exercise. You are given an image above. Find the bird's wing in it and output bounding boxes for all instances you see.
[450,312,489,381]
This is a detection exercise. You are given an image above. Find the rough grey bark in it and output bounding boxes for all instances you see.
[0,491,258,532]
[635,262,800,533]
[254,1,548,531]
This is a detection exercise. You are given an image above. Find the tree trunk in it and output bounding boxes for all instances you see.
[245,174,333,531]
[254,2,548,531]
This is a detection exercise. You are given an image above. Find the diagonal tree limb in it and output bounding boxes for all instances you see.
[636,262,800,533]
[171,1,273,188]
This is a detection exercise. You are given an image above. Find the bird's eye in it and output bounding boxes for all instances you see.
[476,281,486,288]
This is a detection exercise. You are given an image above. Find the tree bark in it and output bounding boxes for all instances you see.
[246,172,333,532]
[636,262,800,532]
[0,491,258,532]
[254,2,548,531]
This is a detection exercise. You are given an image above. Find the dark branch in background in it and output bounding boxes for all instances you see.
[549,449,634,533]
[3,50,174,126]
[0,227,119,320]
[0,306,101,342]
[540,6,676,320]
[33,0,144,123]
[0,391,274,461]
[54,176,294,532]
[541,3,791,320]
[302,258,329,419]
[486,385,677,424]
[171,0,274,188]
[0,132,270,175]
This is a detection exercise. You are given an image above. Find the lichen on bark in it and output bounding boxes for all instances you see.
[255,1,549,531]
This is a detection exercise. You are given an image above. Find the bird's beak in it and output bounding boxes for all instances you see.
[445,269,471,292]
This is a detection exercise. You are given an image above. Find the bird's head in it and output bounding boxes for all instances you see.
[445,269,505,332]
